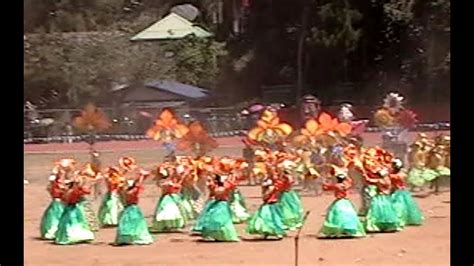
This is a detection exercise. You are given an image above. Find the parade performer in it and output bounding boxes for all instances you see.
[200,174,240,242]
[55,175,94,245]
[390,158,424,226]
[275,159,304,230]
[115,169,154,245]
[318,167,365,238]
[150,163,187,232]
[191,159,218,234]
[40,160,74,240]
[227,158,250,224]
[176,159,199,221]
[246,176,287,240]
[98,156,134,227]
[363,149,402,232]
[76,164,100,232]
[97,166,125,227]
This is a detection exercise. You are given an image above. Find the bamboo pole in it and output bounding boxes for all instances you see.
[295,211,311,266]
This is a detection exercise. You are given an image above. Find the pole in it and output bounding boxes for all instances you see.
[295,211,311,266]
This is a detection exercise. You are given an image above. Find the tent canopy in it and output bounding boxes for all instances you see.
[131,13,213,41]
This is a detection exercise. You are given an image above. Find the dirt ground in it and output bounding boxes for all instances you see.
[24,134,450,266]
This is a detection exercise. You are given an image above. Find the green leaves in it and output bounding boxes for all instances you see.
[165,36,228,88]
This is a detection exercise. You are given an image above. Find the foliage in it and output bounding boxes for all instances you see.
[165,36,228,88]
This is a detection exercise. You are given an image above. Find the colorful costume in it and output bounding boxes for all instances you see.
[115,178,153,245]
[98,168,124,227]
[390,159,424,226]
[55,184,95,245]
[318,175,365,238]
[40,176,65,240]
[151,178,187,232]
[200,176,240,242]
[364,168,402,233]
[276,171,304,230]
[229,188,250,223]
[246,178,287,239]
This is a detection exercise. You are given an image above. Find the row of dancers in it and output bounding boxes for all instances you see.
[39,144,424,245]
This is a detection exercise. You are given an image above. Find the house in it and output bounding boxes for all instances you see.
[116,80,211,108]
[131,13,213,41]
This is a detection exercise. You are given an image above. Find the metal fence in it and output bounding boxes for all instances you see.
[24,106,450,144]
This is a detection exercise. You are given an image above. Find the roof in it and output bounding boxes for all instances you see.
[145,80,209,99]
[131,13,213,41]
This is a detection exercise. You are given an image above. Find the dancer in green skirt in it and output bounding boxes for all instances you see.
[229,187,250,224]
[200,174,240,242]
[275,160,304,230]
[246,177,287,239]
[150,165,187,232]
[363,161,402,233]
[40,174,65,240]
[55,179,95,245]
[318,171,365,238]
[98,167,124,227]
[389,159,424,226]
[115,170,153,245]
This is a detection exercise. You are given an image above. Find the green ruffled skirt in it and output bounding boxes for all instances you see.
[365,194,402,232]
[200,200,239,242]
[391,189,424,226]
[246,203,287,238]
[192,199,217,233]
[98,191,124,227]
[115,204,154,245]
[180,188,199,221]
[40,198,65,240]
[150,193,186,232]
[78,197,99,232]
[230,189,250,224]
[278,190,304,230]
[359,185,377,216]
[55,204,95,245]
[318,198,365,238]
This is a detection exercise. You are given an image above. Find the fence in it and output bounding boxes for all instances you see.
[24,104,450,144]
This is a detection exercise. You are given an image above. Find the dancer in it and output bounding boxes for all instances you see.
[246,176,287,240]
[318,167,365,238]
[227,158,250,224]
[98,166,125,227]
[55,175,94,245]
[40,165,67,240]
[200,174,240,242]
[150,163,187,232]
[115,170,154,245]
[390,158,424,226]
[76,164,100,232]
[363,150,402,233]
[276,160,304,230]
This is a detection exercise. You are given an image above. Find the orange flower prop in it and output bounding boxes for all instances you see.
[146,108,189,141]
[293,112,352,146]
[177,121,218,156]
[73,103,111,132]
[316,112,352,136]
[247,109,293,144]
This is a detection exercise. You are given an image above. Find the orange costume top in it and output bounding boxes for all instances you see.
[211,180,236,201]
[49,179,64,199]
[389,172,406,190]
[124,184,143,205]
[323,178,353,199]
[160,179,182,195]
[63,185,90,204]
